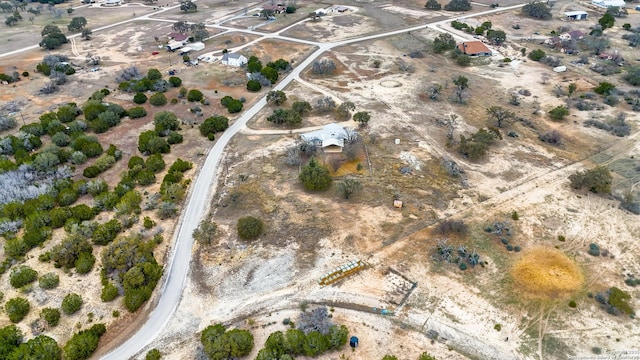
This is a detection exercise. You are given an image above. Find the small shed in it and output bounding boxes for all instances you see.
[166,41,184,51]
[349,336,359,348]
[564,11,587,20]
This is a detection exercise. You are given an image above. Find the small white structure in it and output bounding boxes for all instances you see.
[166,41,184,51]
[179,46,192,55]
[101,0,121,6]
[190,42,205,51]
[300,123,350,153]
[221,53,248,67]
[564,11,588,20]
[553,66,567,73]
[592,0,625,8]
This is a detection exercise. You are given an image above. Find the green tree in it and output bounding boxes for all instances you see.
[237,216,263,240]
[0,325,23,358]
[326,324,348,349]
[433,33,455,53]
[133,92,148,104]
[418,352,438,360]
[599,13,615,30]
[63,324,106,360]
[146,153,166,173]
[169,76,182,87]
[549,105,569,121]
[154,111,179,135]
[201,324,254,360]
[41,308,61,327]
[569,166,612,194]
[260,66,279,84]
[353,111,371,126]
[149,92,167,106]
[146,349,162,360]
[246,79,262,92]
[200,115,229,137]
[425,0,441,9]
[444,0,470,11]
[303,331,329,357]
[51,234,93,269]
[147,68,162,80]
[187,89,204,102]
[40,25,68,50]
[594,82,616,95]
[193,218,218,244]
[67,17,87,32]
[299,157,332,191]
[486,106,515,128]
[39,273,60,289]
[568,83,577,97]
[10,266,38,288]
[382,356,399,360]
[61,293,83,315]
[337,101,355,120]
[101,282,119,302]
[521,1,551,19]
[337,178,362,199]
[487,29,506,45]
[267,108,301,125]
[292,101,312,115]
[247,56,263,73]
[8,335,61,360]
[5,297,30,323]
[138,130,170,155]
[128,106,147,119]
[267,90,287,105]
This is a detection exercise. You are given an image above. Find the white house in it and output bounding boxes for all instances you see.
[221,53,248,67]
[300,123,351,153]
[592,0,625,8]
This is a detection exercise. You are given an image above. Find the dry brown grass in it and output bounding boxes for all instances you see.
[511,247,584,300]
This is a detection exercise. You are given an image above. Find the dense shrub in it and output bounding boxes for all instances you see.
[133,93,147,104]
[549,105,569,121]
[149,92,167,106]
[9,265,38,288]
[41,307,61,327]
[444,0,471,11]
[51,234,93,269]
[246,80,262,92]
[5,297,30,323]
[63,324,106,360]
[237,216,263,240]
[138,130,170,155]
[168,76,182,87]
[199,115,229,137]
[128,106,147,119]
[39,272,60,289]
[101,282,119,302]
[569,166,612,194]
[75,252,96,274]
[522,1,551,19]
[299,157,331,191]
[528,49,546,61]
[61,293,83,315]
[201,324,254,360]
[187,89,204,102]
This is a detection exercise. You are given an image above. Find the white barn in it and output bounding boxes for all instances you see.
[564,11,587,20]
[221,53,248,67]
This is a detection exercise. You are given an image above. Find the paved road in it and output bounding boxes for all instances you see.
[0,3,518,358]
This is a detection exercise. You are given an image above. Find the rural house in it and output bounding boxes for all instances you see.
[168,32,189,42]
[300,123,351,153]
[221,53,248,67]
[560,30,584,41]
[457,41,492,57]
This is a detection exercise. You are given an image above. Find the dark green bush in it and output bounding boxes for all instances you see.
[10,265,38,288]
[149,92,167,106]
[101,282,119,302]
[5,297,30,323]
[39,272,60,289]
[128,106,147,119]
[41,307,61,327]
[75,252,96,274]
[61,293,83,315]
[133,92,147,104]
[237,216,263,240]
[83,166,101,178]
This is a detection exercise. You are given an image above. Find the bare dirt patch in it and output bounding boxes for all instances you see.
[511,247,584,300]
